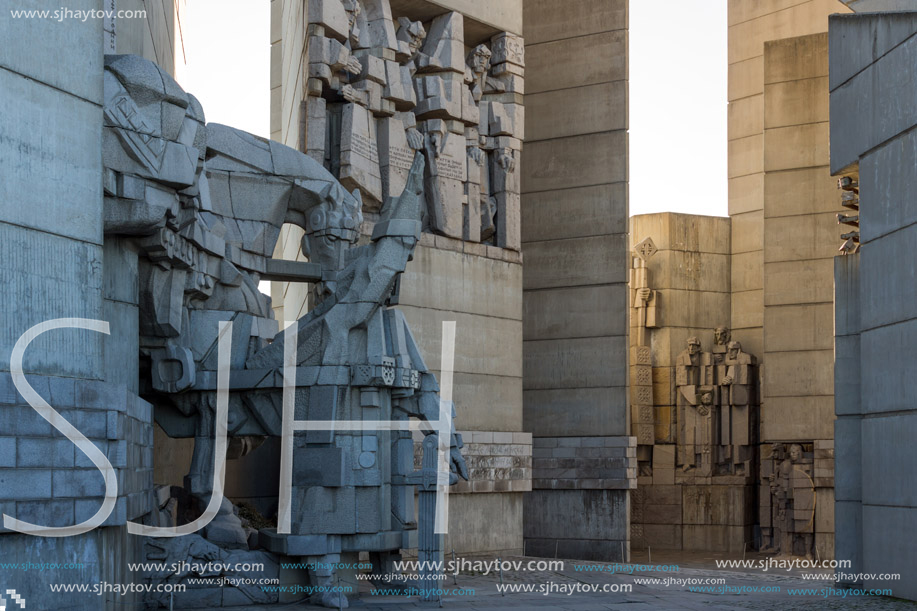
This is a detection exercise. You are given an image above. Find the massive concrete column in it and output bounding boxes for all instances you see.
[727,0,851,360]
[0,2,162,608]
[830,11,917,600]
[761,32,839,558]
[521,0,634,561]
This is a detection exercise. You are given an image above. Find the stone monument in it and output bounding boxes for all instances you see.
[674,334,758,477]
[303,0,523,250]
[102,52,466,608]
[760,443,816,559]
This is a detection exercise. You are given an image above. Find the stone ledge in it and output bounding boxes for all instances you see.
[530,436,637,490]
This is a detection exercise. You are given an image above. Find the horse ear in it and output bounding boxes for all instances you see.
[319,181,333,200]
[351,188,363,207]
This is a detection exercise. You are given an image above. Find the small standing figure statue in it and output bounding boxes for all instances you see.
[767,443,815,558]
[717,340,758,475]
[675,337,715,473]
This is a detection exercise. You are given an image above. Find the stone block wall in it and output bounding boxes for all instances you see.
[531,436,636,491]
[445,431,532,494]
[727,0,852,361]
[760,32,843,559]
[0,375,153,531]
[520,0,633,562]
[0,1,176,607]
[830,11,917,600]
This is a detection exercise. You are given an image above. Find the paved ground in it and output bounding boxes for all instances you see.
[190,551,916,610]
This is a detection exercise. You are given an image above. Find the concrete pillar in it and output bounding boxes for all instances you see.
[521,0,633,561]
[829,12,917,600]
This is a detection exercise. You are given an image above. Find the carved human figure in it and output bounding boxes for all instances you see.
[714,326,731,345]
[103,54,467,609]
[712,325,731,363]
[468,44,492,102]
[767,444,815,558]
[246,154,468,606]
[675,337,714,472]
[717,340,758,475]
[463,44,491,242]
[761,442,785,552]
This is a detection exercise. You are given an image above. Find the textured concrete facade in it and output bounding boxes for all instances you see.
[727,0,851,361]
[830,11,917,600]
[0,1,177,608]
[104,0,187,75]
[628,214,754,552]
[761,33,839,558]
[521,0,633,562]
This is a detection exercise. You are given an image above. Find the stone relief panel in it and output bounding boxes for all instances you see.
[304,0,523,250]
[674,330,759,478]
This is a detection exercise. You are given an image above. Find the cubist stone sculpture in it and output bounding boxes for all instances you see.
[675,331,759,477]
[304,0,523,249]
[102,52,467,608]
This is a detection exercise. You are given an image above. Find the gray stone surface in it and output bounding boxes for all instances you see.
[523,285,628,341]
[0,69,103,245]
[521,131,627,193]
[523,336,627,390]
[522,234,628,290]
[828,11,917,91]
[524,388,628,437]
[0,223,104,378]
[524,489,629,556]
[829,18,917,173]
[521,183,627,243]
[830,11,917,601]
[0,0,104,105]
[520,1,630,563]
[524,30,626,94]
[862,505,917,600]
[859,127,917,243]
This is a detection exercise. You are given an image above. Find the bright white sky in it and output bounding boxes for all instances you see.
[176,0,271,138]
[177,0,729,218]
[630,0,728,217]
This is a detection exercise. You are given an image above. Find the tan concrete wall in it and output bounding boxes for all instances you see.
[628,214,744,552]
[762,33,837,444]
[762,33,838,558]
[269,0,306,148]
[727,0,851,360]
[630,213,732,444]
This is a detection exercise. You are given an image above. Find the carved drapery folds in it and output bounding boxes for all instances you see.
[305,0,523,249]
[674,331,759,477]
